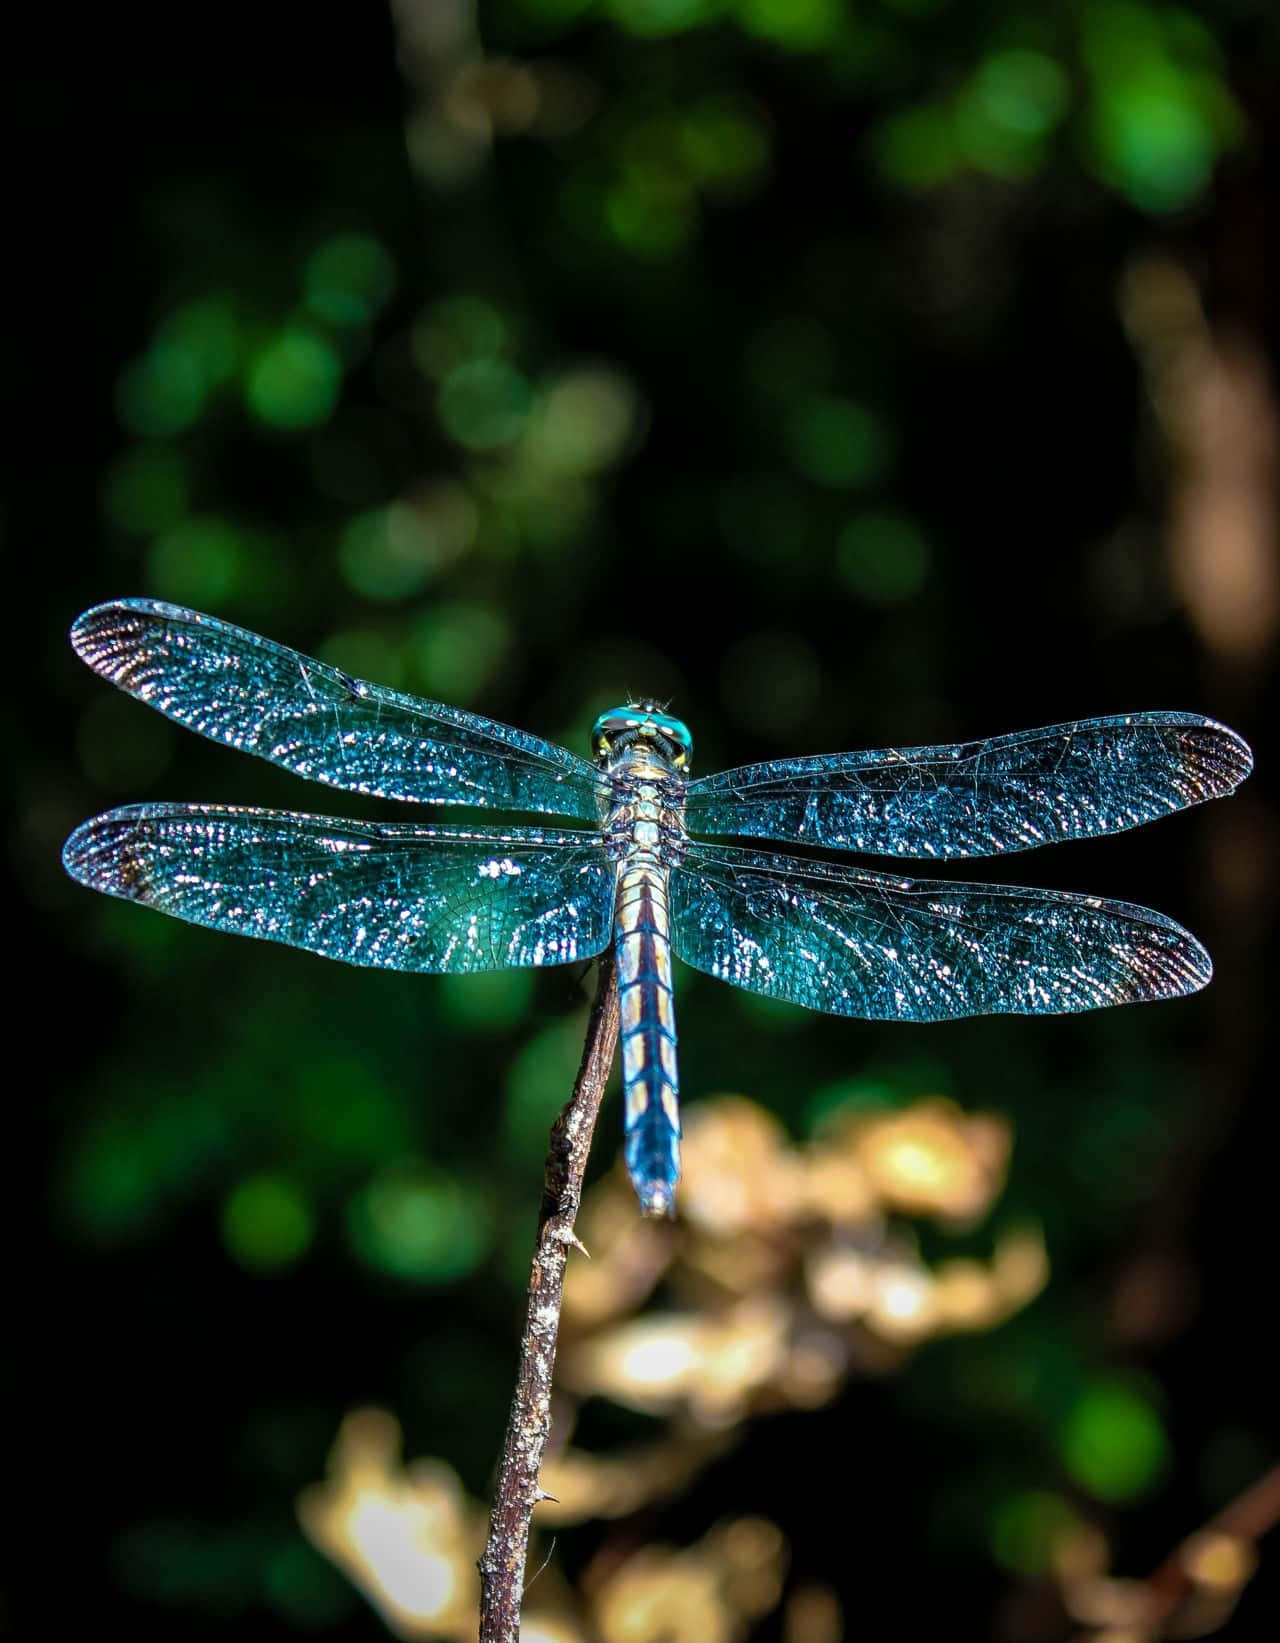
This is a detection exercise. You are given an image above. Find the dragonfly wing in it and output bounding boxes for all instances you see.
[670,841,1211,1019]
[685,713,1252,858]
[64,807,615,972]
[71,600,605,821]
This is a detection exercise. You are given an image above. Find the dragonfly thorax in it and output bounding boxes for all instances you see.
[591,702,693,772]
[596,705,689,868]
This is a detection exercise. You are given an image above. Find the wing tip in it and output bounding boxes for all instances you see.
[62,813,117,892]
[1180,716,1252,796]
[1216,723,1253,791]
[61,818,94,886]
[69,598,140,673]
[62,809,150,900]
[70,597,196,671]
[1182,929,1213,995]
[69,600,119,664]
[1149,921,1213,1000]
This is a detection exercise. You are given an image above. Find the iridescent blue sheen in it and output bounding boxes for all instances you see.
[671,842,1210,1020]
[684,715,1253,858]
[70,599,605,820]
[64,807,614,972]
[64,600,1253,1215]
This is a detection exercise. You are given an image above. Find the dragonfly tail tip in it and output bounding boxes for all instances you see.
[638,1182,677,1220]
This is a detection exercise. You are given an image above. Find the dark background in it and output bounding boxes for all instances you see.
[15,1,1279,1636]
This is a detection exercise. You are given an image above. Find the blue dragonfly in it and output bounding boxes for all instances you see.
[64,599,1252,1216]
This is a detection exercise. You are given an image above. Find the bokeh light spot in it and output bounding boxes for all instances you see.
[305,234,398,327]
[989,1489,1078,1575]
[784,396,890,488]
[872,105,959,190]
[975,49,1071,137]
[61,1115,159,1239]
[437,359,532,450]
[115,344,207,436]
[102,445,189,533]
[222,1173,314,1272]
[836,510,930,604]
[338,503,446,602]
[148,516,253,605]
[1092,77,1213,210]
[737,0,842,51]
[679,98,771,194]
[605,170,698,258]
[247,329,343,430]
[410,601,510,701]
[291,1056,418,1175]
[412,295,507,379]
[318,629,408,691]
[1082,2,1242,213]
[347,1163,493,1283]
[523,367,642,475]
[161,296,242,387]
[1061,1380,1169,1501]
[954,82,1047,179]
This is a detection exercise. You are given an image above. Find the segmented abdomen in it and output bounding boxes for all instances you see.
[615,861,680,1217]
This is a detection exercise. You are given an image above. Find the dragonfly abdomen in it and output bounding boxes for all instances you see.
[615,860,680,1218]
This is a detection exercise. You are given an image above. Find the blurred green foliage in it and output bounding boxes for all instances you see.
[24,0,1276,1634]
[346,1163,495,1283]
[222,1173,316,1272]
[1061,1378,1171,1501]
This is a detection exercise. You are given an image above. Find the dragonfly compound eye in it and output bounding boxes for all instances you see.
[591,705,693,771]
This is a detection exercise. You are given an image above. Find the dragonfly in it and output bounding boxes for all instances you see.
[64,599,1252,1216]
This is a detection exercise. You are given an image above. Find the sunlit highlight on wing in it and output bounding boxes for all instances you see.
[671,841,1211,1020]
[71,599,606,820]
[685,714,1252,858]
[64,805,614,972]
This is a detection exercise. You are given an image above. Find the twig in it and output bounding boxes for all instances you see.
[1140,1461,1280,1623]
[477,949,620,1643]
[1064,1461,1280,1640]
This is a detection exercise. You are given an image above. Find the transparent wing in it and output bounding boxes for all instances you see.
[71,599,606,821]
[671,841,1210,1020]
[63,806,615,972]
[685,714,1252,858]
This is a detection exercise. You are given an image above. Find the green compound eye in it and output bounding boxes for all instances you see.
[591,704,693,770]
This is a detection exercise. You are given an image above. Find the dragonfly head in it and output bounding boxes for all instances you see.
[591,702,693,772]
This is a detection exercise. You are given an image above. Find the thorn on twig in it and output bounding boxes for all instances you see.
[545,1219,589,1257]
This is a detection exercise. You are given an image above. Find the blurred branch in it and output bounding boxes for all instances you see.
[1140,1462,1280,1632]
[1063,1462,1280,1640]
[478,949,620,1643]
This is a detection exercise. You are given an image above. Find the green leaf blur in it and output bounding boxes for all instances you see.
[32,0,1273,1636]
